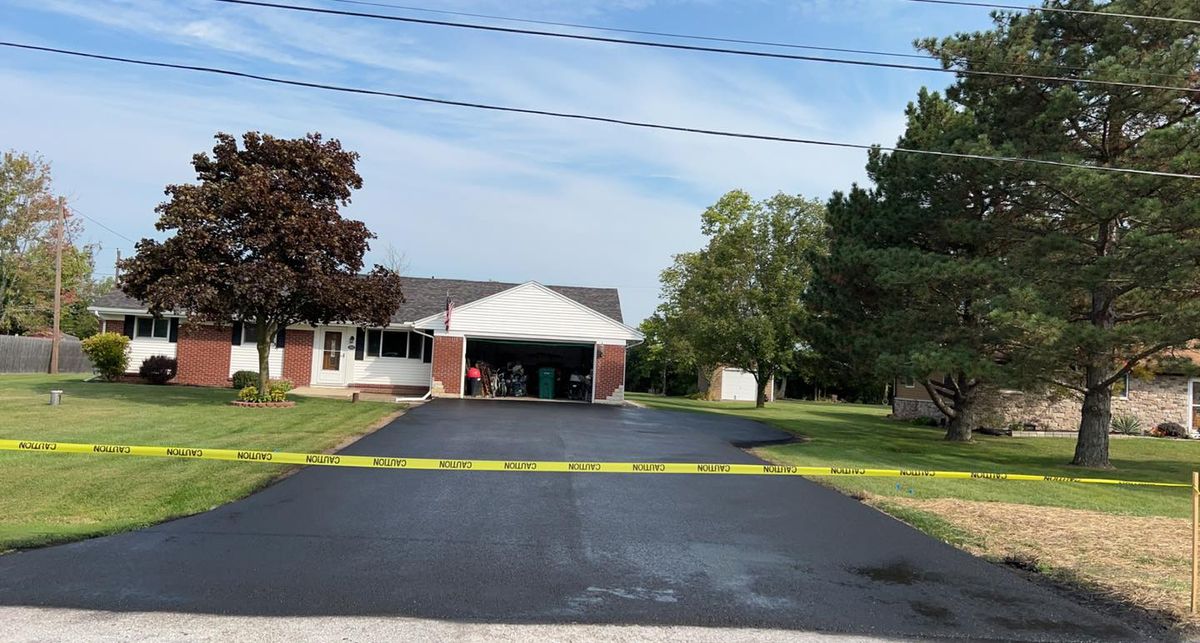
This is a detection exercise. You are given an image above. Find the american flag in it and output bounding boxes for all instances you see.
[445,293,453,331]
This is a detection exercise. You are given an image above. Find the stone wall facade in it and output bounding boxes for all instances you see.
[892,398,946,422]
[893,375,1193,432]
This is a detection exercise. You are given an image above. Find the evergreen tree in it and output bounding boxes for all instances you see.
[922,0,1200,465]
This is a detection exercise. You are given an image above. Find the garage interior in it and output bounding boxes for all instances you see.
[465,338,594,402]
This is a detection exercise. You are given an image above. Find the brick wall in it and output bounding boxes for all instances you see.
[431,335,463,397]
[175,322,232,387]
[102,318,127,336]
[281,329,314,387]
[593,343,626,404]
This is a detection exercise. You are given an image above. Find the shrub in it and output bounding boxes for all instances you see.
[81,332,130,381]
[237,386,259,402]
[267,379,292,402]
[1110,414,1142,436]
[909,416,940,427]
[138,355,178,385]
[232,370,258,389]
[1151,422,1187,439]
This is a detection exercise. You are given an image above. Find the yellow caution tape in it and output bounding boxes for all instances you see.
[0,438,1188,487]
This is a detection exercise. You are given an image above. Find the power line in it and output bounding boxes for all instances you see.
[4,41,1196,180]
[323,0,935,60]
[214,0,1199,95]
[318,0,1190,83]
[903,0,1200,25]
[71,208,137,244]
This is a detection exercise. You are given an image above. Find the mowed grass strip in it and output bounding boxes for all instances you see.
[627,393,1200,518]
[0,374,399,551]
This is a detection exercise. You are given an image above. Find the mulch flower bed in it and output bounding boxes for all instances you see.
[229,400,296,408]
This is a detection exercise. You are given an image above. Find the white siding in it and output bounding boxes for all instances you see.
[430,282,639,343]
[352,357,431,387]
[125,339,176,373]
[720,368,759,402]
[229,344,283,377]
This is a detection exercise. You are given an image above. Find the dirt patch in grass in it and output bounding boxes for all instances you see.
[880,496,1198,630]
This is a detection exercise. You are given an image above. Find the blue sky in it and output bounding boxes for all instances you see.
[2,0,996,324]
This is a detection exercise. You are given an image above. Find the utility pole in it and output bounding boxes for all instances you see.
[115,249,121,281]
[49,198,64,374]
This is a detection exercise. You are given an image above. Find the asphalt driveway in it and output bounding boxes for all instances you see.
[0,400,1154,640]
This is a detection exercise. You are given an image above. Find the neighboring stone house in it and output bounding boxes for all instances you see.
[892,352,1200,433]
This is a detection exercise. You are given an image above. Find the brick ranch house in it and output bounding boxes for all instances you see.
[89,277,644,404]
[892,352,1200,433]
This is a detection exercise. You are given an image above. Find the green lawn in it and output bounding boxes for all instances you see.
[0,374,399,550]
[629,393,1200,518]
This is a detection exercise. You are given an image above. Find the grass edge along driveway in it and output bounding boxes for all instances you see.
[0,374,400,552]
[629,393,1200,626]
[627,393,1198,518]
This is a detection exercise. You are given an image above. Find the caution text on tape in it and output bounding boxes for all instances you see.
[0,438,1188,488]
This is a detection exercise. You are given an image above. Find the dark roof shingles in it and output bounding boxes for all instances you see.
[92,276,625,324]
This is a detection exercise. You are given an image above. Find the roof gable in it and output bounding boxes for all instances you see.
[416,281,642,342]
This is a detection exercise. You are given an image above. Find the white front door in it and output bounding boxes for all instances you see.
[315,328,351,386]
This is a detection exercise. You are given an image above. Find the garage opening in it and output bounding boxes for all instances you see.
[465,338,594,402]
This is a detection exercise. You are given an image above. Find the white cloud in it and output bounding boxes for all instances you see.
[2,0,924,322]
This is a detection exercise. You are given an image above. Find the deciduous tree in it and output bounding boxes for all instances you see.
[121,132,405,394]
[661,190,824,407]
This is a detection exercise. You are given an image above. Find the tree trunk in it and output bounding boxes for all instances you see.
[778,377,788,400]
[256,320,273,394]
[661,366,668,397]
[754,369,773,408]
[1072,367,1112,468]
[943,390,976,442]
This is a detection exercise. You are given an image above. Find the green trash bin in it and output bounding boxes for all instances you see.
[538,367,556,399]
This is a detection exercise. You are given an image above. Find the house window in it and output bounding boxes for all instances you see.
[380,331,408,358]
[408,332,423,361]
[902,376,916,388]
[422,335,433,364]
[364,329,421,359]
[135,317,170,339]
[1112,372,1130,400]
[241,324,275,347]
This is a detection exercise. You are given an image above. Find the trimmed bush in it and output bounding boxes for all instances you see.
[267,379,293,402]
[1110,414,1142,436]
[231,370,258,389]
[81,332,130,381]
[1151,422,1187,439]
[139,355,178,385]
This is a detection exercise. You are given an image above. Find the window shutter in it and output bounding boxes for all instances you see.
[355,327,365,360]
[231,321,243,346]
[123,315,135,339]
[168,318,179,343]
[275,327,286,348]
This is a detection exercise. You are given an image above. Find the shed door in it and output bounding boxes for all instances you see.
[722,368,758,401]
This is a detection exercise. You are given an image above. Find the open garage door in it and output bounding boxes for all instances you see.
[465,338,594,402]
